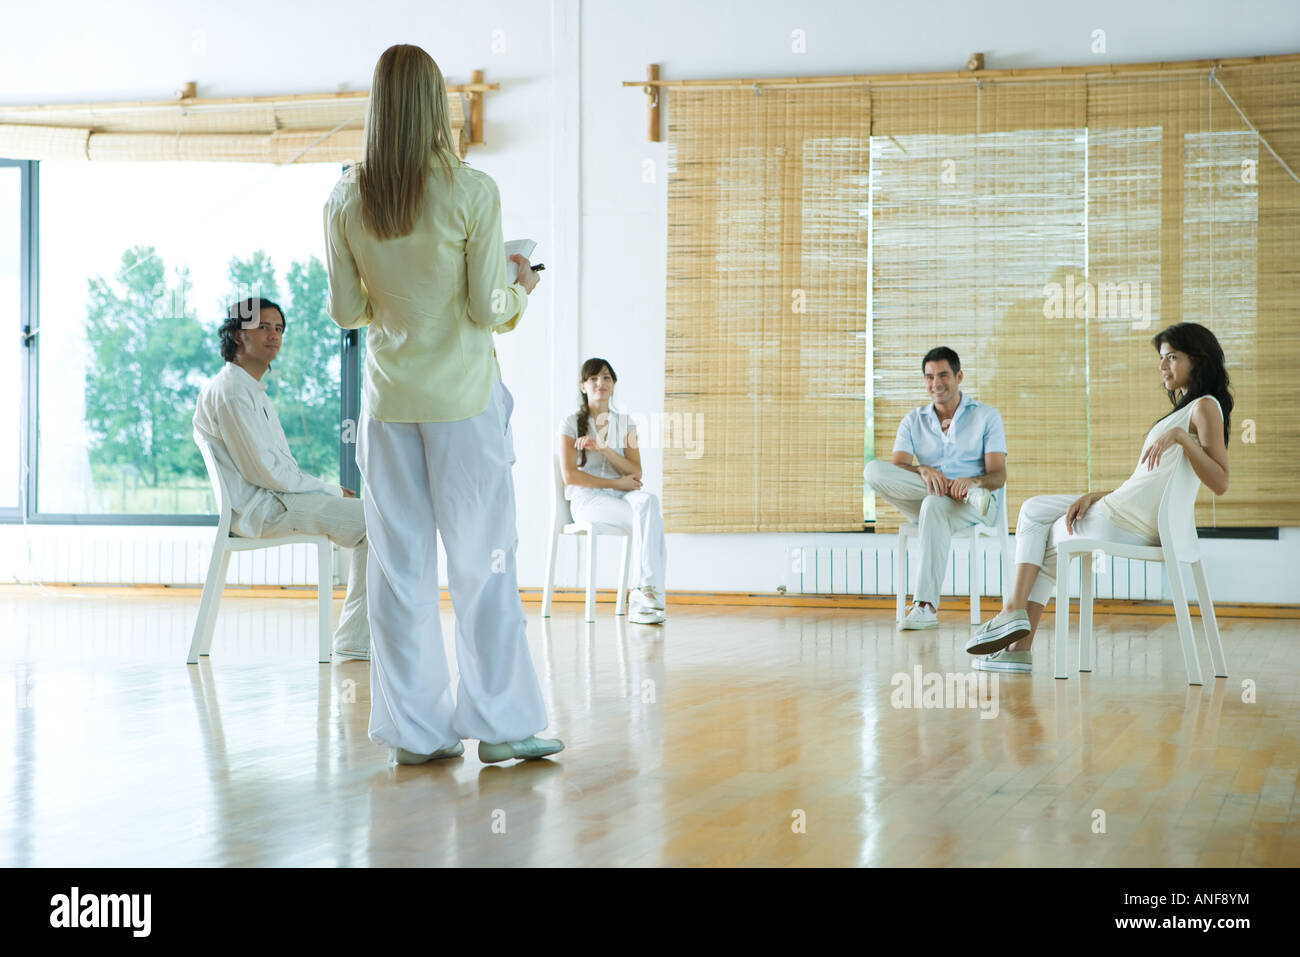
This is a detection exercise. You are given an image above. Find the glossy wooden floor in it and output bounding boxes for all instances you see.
[1,589,1298,867]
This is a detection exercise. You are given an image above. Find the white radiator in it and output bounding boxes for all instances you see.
[0,527,329,587]
[789,543,1164,600]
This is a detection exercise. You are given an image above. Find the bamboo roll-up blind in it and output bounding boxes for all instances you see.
[664,57,1300,534]
[0,92,467,163]
[1086,66,1300,526]
[870,81,1088,532]
[664,87,869,531]
[1220,63,1300,526]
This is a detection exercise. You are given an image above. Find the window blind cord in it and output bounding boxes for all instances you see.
[1210,69,1300,187]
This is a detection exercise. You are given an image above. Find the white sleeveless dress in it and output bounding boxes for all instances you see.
[1099,395,1223,540]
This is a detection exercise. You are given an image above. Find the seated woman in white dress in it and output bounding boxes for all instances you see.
[966,321,1232,673]
[558,358,668,625]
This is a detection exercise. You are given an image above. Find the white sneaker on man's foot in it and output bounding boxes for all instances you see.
[333,639,370,661]
[899,603,938,630]
[631,586,665,611]
[629,605,666,625]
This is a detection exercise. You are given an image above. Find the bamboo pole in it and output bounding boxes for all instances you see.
[621,51,1300,90]
[469,69,485,144]
[0,81,501,115]
[646,63,660,142]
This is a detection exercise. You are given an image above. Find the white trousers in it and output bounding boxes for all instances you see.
[258,491,367,651]
[864,459,994,608]
[568,488,667,594]
[1015,494,1156,606]
[356,378,546,753]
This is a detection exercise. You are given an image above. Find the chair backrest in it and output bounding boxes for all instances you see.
[551,457,575,531]
[193,428,234,539]
[1157,453,1202,561]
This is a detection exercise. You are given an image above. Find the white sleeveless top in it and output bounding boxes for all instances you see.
[558,409,634,501]
[1099,395,1222,541]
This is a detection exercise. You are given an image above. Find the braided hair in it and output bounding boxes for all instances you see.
[576,358,617,467]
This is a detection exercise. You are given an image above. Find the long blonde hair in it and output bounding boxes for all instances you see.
[358,44,460,239]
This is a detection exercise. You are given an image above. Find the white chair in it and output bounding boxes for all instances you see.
[894,488,1013,625]
[188,429,333,665]
[541,460,632,622]
[1054,455,1227,685]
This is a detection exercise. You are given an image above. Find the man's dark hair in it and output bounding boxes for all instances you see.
[220,297,286,362]
[921,346,960,374]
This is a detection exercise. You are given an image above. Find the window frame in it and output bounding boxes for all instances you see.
[0,158,31,521]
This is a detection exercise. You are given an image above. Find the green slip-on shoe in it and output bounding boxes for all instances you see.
[478,736,565,764]
[392,741,465,765]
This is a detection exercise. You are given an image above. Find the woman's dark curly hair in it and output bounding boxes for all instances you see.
[1151,322,1232,444]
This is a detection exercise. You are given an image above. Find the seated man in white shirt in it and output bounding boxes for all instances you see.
[193,297,369,660]
[863,347,1008,631]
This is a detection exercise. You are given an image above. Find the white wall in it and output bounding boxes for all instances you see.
[2,0,1298,604]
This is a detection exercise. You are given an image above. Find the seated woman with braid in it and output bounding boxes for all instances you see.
[966,321,1232,674]
[558,358,669,625]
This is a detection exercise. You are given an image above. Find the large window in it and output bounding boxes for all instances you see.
[32,160,347,518]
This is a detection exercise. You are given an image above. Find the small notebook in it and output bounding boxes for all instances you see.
[505,239,537,283]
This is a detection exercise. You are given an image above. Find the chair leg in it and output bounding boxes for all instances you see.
[542,530,560,618]
[585,534,597,623]
[1191,560,1227,678]
[1054,554,1071,679]
[1166,559,1204,686]
[616,535,631,616]
[190,547,232,664]
[1001,529,1014,607]
[1079,551,1094,672]
[894,532,907,622]
[970,536,983,626]
[317,542,332,664]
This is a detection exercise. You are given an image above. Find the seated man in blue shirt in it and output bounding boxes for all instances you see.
[864,347,1007,630]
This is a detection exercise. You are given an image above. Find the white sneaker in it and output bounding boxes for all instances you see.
[899,603,938,631]
[972,649,1032,674]
[332,639,370,661]
[629,604,666,625]
[632,586,665,611]
[965,609,1031,655]
[965,486,992,518]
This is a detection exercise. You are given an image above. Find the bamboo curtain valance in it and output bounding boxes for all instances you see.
[665,57,1300,532]
[0,91,467,163]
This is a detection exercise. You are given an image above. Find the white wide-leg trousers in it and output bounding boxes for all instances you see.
[864,459,994,609]
[1014,494,1155,606]
[568,488,667,595]
[356,378,547,753]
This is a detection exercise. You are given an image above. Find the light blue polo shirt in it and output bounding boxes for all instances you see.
[893,393,1007,479]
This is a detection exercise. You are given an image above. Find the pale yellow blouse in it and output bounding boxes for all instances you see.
[323,159,527,422]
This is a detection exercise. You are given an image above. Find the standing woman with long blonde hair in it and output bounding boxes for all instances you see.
[324,44,562,764]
